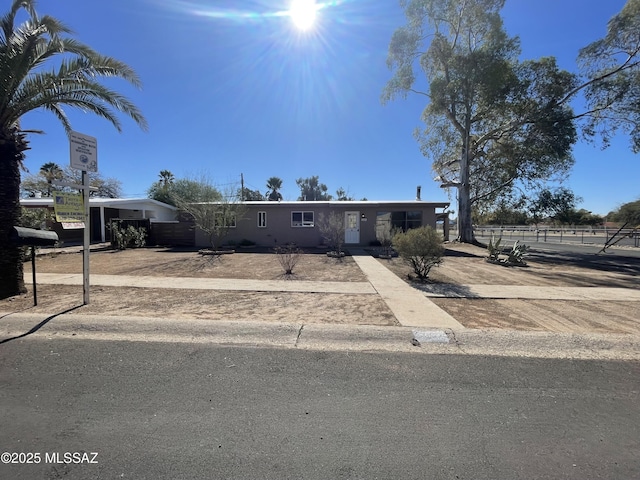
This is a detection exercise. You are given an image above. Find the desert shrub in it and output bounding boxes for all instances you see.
[19,207,50,229]
[317,212,345,257]
[486,236,529,266]
[506,240,529,265]
[377,225,401,258]
[274,244,302,275]
[392,226,444,280]
[109,221,147,250]
[487,235,502,262]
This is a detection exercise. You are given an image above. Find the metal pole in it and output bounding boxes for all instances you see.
[31,245,37,306]
[82,170,90,305]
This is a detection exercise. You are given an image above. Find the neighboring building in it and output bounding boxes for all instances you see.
[194,200,450,248]
[20,197,178,244]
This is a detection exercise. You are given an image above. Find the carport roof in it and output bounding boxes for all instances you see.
[20,197,177,210]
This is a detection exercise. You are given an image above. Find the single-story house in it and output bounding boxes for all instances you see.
[194,200,450,248]
[20,197,178,244]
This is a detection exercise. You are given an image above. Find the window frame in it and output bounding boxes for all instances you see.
[291,211,315,227]
[258,211,267,228]
[214,212,236,228]
[376,210,422,232]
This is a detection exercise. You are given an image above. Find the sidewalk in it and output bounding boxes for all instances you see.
[30,252,640,332]
[416,284,640,301]
[33,273,377,295]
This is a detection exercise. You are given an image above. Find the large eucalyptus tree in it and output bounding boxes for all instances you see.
[0,0,147,298]
[383,0,576,243]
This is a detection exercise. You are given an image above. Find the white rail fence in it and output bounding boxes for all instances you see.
[469,226,640,248]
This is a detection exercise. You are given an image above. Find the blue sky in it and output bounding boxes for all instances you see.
[20,0,634,215]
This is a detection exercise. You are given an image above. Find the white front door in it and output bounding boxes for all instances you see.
[345,211,360,244]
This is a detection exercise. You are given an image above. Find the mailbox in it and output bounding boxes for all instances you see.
[10,226,59,306]
[11,226,58,247]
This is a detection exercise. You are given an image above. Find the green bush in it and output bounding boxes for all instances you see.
[392,226,444,280]
[109,221,147,250]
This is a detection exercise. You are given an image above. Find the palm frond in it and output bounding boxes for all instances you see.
[0,0,147,137]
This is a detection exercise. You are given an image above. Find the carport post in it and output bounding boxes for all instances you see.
[31,245,37,306]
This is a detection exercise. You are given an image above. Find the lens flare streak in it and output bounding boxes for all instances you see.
[169,0,344,23]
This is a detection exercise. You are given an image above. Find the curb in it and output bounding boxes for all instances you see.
[2,312,639,360]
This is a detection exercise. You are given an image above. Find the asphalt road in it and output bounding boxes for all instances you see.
[473,232,640,259]
[1,334,639,480]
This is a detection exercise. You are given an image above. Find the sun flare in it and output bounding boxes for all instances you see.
[289,0,317,30]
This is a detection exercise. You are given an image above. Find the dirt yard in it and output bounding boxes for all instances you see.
[2,247,397,327]
[377,243,640,334]
[2,243,639,333]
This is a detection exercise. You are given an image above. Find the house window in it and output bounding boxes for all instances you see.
[215,213,236,228]
[258,211,267,228]
[291,211,314,227]
[406,211,422,229]
[376,211,422,232]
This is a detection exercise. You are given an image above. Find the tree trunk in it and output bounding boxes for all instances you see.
[0,137,27,298]
[458,183,474,243]
[458,137,476,244]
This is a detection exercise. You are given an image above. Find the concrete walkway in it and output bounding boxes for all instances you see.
[33,261,465,329]
[30,251,640,330]
[348,250,464,329]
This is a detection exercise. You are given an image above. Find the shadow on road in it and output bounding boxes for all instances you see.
[0,305,83,345]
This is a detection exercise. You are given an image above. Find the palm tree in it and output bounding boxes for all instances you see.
[0,0,148,299]
[266,176,283,201]
[39,162,63,196]
[158,170,175,187]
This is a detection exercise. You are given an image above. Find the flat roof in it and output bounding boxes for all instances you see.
[202,200,450,208]
[20,197,177,210]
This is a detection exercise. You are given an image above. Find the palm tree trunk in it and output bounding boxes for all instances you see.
[0,138,27,298]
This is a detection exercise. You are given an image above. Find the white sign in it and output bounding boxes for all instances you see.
[69,131,98,172]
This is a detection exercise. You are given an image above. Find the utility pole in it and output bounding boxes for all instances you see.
[240,173,245,201]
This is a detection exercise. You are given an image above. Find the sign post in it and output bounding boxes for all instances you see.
[69,131,98,305]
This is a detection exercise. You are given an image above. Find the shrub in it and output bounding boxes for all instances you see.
[109,221,147,250]
[506,240,529,265]
[376,225,401,258]
[274,244,302,275]
[392,226,444,280]
[317,212,345,256]
[486,236,529,266]
[487,234,502,262]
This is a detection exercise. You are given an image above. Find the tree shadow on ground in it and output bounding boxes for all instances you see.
[443,248,483,258]
[528,249,640,276]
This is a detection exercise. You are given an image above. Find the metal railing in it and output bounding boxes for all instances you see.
[469,226,639,248]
